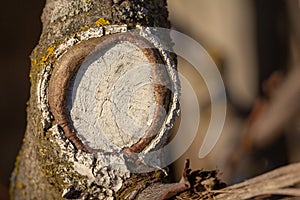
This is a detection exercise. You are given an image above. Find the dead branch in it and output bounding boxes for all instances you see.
[214,162,300,199]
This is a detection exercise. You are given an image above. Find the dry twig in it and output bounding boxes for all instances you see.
[214,162,300,199]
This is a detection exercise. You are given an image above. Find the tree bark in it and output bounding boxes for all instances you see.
[10,0,175,199]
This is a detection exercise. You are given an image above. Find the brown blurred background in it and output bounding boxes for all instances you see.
[168,0,300,185]
[1,0,299,199]
[0,1,45,199]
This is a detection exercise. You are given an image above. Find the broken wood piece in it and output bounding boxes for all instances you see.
[215,162,300,199]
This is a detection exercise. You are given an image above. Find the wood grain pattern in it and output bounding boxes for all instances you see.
[48,32,171,153]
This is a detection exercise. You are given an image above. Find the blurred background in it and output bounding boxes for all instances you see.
[0,1,44,199]
[0,0,299,199]
[168,0,300,185]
